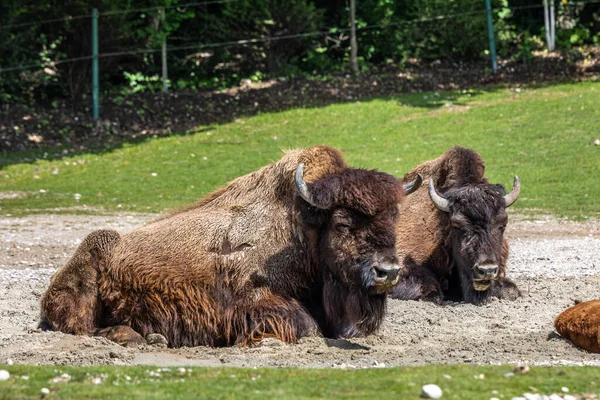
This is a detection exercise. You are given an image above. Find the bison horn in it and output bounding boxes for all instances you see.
[428,179,450,212]
[403,174,423,195]
[295,163,328,209]
[503,175,521,208]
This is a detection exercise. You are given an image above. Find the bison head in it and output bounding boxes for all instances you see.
[428,176,520,299]
[295,164,421,294]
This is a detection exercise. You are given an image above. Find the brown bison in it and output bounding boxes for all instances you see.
[555,300,600,353]
[40,145,420,347]
[391,146,521,304]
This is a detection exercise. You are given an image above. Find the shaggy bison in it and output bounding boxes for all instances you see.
[391,146,521,304]
[40,146,420,347]
[555,300,600,353]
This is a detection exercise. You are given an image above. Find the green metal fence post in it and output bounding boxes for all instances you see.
[484,0,498,73]
[92,8,99,121]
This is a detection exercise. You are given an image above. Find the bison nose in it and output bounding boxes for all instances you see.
[475,264,499,280]
[372,264,401,285]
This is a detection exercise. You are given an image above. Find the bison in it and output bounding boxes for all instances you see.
[40,145,420,347]
[390,146,521,304]
[555,300,600,353]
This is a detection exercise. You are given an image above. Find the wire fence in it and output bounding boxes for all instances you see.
[1,2,573,74]
[1,0,598,118]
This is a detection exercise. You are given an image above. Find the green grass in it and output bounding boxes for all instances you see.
[1,81,599,217]
[0,364,598,399]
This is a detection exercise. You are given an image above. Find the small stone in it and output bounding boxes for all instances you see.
[258,337,285,347]
[564,395,577,400]
[0,370,9,381]
[523,394,541,400]
[562,387,569,393]
[514,365,530,374]
[504,372,515,378]
[41,388,50,395]
[421,384,443,399]
[5,359,13,365]
[594,139,600,146]
[146,333,168,347]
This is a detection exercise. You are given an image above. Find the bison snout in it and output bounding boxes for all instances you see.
[474,263,499,280]
[372,264,401,286]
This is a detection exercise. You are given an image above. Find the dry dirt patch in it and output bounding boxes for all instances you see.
[0,213,599,367]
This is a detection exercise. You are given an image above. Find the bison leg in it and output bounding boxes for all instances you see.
[95,325,146,347]
[226,291,317,346]
[489,277,521,301]
[39,229,120,335]
[390,270,443,304]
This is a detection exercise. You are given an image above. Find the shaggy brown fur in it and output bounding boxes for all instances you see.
[555,300,600,353]
[40,145,404,347]
[391,146,520,304]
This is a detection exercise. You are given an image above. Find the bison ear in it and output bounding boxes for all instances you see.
[295,197,328,228]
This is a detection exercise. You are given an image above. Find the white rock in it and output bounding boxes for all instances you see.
[5,359,13,365]
[563,395,577,400]
[421,384,443,399]
[41,388,50,395]
[561,387,569,393]
[594,139,600,146]
[549,395,562,400]
[524,393,542,400]
[0,370,9,381]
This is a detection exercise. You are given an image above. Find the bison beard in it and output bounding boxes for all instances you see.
[40,146,405,347]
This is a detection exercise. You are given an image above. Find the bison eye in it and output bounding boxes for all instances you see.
[336,224,351,233]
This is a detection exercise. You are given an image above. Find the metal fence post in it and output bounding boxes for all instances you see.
[160,8,168,93]
[484,0,498,73]
[92,8,99,121]
[349,0,358,75]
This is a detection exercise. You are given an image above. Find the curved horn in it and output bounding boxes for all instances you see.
[295,163,328,209]
[403,174,423,195]
[504,175,521,208]
[428,179,450,212]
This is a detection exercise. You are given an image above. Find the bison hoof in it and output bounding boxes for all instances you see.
[146,333,169,347]
[96,325,147,347]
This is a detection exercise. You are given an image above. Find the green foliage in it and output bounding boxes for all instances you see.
[211,0,326,75]
[122,71,163,94]
[1,0,599,102]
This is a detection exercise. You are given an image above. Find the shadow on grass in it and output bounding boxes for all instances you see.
[0,52,590,169]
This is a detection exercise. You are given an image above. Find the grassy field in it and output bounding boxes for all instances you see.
[0,364,598,399]
[1,81,599,218]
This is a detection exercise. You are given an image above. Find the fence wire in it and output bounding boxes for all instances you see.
[1,1,599,75]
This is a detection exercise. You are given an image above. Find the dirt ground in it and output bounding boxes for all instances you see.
[0,212,599,367]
